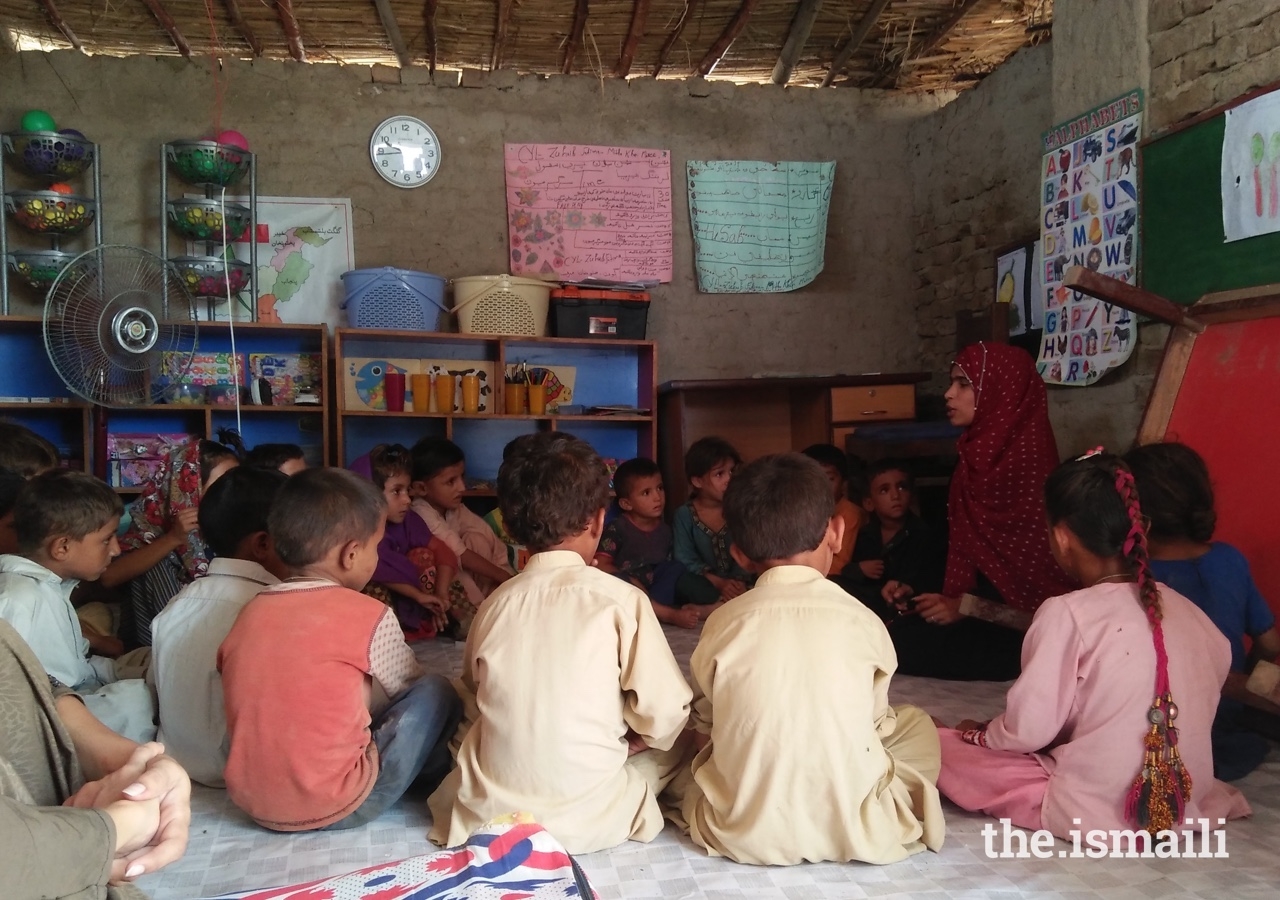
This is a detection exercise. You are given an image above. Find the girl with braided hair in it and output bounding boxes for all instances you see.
[933,451,1250,838]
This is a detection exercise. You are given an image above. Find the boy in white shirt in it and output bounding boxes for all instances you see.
[0,469,155,742]
[150,466,289,786]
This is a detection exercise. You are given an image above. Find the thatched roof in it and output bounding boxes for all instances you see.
[0,0,1051,92]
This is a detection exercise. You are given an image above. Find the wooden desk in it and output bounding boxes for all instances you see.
[657,373,928,510]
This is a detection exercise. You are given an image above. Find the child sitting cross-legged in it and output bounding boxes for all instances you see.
[0,470,156,742]
[410,438,513,635]
[428,432,692,854]
[595,457,717,629]
[663,453,945,866]
[149,465,289,787]
[673,436,753,604]
[1126,441,1280,781]
[219,468,462,831]
[351,443,459,641]
[936,451,1251,839]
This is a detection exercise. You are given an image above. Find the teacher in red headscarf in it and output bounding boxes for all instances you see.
[882,342,1075,680]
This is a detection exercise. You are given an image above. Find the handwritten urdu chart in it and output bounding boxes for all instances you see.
[504,143,673,282]
[687,160,835,293]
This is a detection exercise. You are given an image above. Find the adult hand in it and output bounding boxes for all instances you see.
[881,580,915,611]
[720,579,748,601]
[66,744,191,881]
[914,593,963,626]
[104,797,162,883]
[166,507,199,546]
[859,559,886,580]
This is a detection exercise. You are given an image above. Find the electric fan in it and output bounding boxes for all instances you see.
[43,245,198,407]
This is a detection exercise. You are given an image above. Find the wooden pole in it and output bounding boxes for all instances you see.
[771,0,824,86]
[1063,266,1206,333]
[820,0,890,88]
[38,0,84,52]
[652,0,690,77]
[373,0,412,67]
[140,0,193,58]
[694,0,760,77]
[614,0,649,77]
[492,0,512,70]
[424,0,439,74]
[222,0,263,56]
[562,0,589,75]
[870,0,983,89]
[276,0,306,62]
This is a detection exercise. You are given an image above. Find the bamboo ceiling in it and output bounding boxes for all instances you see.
[0,0,1052,92]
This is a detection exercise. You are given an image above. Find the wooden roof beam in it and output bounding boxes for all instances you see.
[424,0,439,74]
[771,0,824,86]
[222,0,263,56]
[140,0,192,58]
[373,0,412,67]
[652,0,691,77]
[695,0,760,77]
[492,0,512,70]
[276,0,306,62]
[615,0,649,77]
[820,0,891,88]
[562,0,589,74]
[36,0,83,52]
[870,0,983,89]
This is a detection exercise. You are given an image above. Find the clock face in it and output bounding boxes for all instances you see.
[370,116,441,188]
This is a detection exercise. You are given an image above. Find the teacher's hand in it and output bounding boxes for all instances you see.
[913,593,963,626]
[882,580,914,611]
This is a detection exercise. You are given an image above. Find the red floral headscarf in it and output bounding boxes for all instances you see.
[118,438,210,582]
[944,343,1076,610]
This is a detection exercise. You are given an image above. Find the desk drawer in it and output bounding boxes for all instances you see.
[830,385,915,422]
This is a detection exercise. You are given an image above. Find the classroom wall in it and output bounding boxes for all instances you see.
[1149,0,1280,132]
[0,52,944,383]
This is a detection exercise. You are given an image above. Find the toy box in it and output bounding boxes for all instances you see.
[249,352,322,405]
[106,432,196,488]
[160,351,246,388]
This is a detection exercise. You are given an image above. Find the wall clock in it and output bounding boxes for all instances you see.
[370,115,441,188]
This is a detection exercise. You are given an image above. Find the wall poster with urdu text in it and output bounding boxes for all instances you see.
[1038,91,1142,386]
[686,160,834,293]
[503,143,672,283]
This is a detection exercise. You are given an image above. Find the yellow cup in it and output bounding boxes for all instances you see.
[461,374,481,413]
[410,374,432,412]
[434,374,456,413]
[504,383,527,415]
[527,383,548,415]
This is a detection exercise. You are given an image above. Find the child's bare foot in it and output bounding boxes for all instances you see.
[694,601,725,620]
[653,603,700,629]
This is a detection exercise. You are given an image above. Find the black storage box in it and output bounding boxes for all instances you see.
[550,288,650,339]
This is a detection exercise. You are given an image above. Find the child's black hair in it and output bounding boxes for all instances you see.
[410,437,466,482]
[724,453,833,562]
[0,466,24,518]
[14,470,123,555]
[684,436,741,481]
[244,442,306,471]
[268,468,386,568]
[198,438,241,484]
[367,443,413,490]
[199,466,288,558]
[0,421,60,476]
[1123,442,1216,544]
[801,443,848,481]
[498,432,610,552]
[612,457,661,499]
[864,458,915,490]
[1045,452,1161,620]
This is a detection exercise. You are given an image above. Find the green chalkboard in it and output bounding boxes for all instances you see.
[1143,111,1280,304]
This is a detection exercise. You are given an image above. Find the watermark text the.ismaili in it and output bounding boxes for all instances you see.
[982,818,1228,859]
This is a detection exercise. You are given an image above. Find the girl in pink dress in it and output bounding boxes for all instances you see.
[936,450,1251,838]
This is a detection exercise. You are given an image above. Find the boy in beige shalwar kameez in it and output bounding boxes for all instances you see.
[428,434,691,854]
[663,453,946,866]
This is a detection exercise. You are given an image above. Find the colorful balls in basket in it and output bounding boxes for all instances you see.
[166,199,252,242]
[166,139,251,188]
[2,130,95,179]
[6,249,76,290]
[4,190,95,235]
[215,130,250,151]
[172,257,252,297]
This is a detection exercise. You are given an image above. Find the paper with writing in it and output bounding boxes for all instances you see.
[687,160,835,293]
[504,143,672,282]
